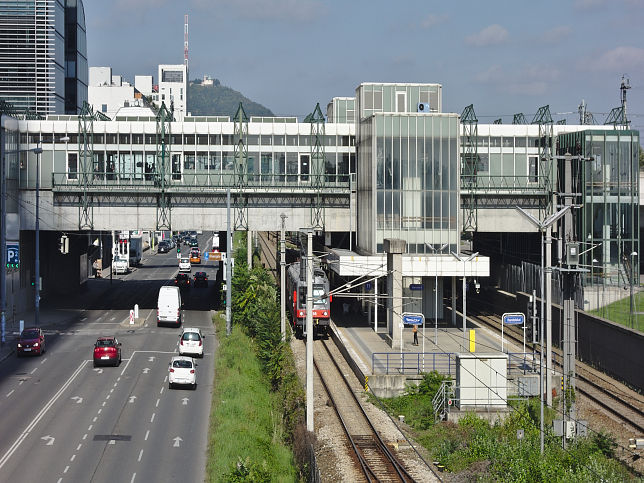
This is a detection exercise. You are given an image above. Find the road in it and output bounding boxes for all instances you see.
[0,235,220,483]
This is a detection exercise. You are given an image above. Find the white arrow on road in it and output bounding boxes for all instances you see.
[148,356,155,362]
[41,435,55,446]
[181,398,189,406]
[70,396,83,404]
[93,368,103,374]
[142,368,150,374]
[173,437,182,448]
[109,440,116,445]
[129,396,137,403]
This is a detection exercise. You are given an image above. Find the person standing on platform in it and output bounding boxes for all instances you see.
[412,324,418,345]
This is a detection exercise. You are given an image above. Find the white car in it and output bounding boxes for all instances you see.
[179,257,191,272]
[179,328,204,357]
[168,356,196,389]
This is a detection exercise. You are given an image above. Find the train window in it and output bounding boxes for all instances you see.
[313,287,327,306]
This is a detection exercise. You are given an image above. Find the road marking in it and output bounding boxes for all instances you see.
[129,396,136,403]
[173,436,182,447]
[70,396,83,404]
[81,317,87,321]
[76,444,82,451]
[164,376,168,383]
[70,454,76,462]
[117,377,121,382]
[148,356,155,362]
[93,417,97,422]
[41,358,47,364]
[57,478,62,483]
[93,368,103,374]
[87,425,92,431]
[18,380,24,386]
[64,465,69,473]
[144,430,149,441]
[110,388,114,393]
[137,449,143,462]
[131,473,136,483]
[6,390,14,398]
[182,397,189,406]
[30,367,37,374]
[83,433,88,440]
[102,401,107,406]
[150,413,155,423]
[41,435,55,446]
[105,395,110,400]
[142,368,150,374]
[155,398,160,408]
[97,409,102,414]
[0,360,87,470]
[159,387,164,395]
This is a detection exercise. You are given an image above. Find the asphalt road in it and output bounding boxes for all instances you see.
[0,235,220,483]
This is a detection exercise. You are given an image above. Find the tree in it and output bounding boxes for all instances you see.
[639,145,644,168]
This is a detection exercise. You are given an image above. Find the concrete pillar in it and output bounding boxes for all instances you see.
[452,276,457,326]
[385,238,406,350]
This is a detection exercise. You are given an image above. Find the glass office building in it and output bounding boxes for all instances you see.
[0,0,87,115]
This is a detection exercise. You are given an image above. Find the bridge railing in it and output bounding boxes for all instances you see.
[51,172,352,191]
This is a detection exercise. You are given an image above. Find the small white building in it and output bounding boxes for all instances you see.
[157,64,187,118]
[89,66,112,87]
[135,75,153,97]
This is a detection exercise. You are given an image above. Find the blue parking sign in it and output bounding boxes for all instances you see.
[7,243,19,267]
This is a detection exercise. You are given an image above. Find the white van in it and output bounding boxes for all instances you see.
[157,286,182,327]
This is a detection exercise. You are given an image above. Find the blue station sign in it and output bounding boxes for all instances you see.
[409,284,424,291]
[502,313,525,325]
[402,312,424,325]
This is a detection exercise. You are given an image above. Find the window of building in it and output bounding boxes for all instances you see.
[119,134,130,144]
[184,135,195,145]
[162,70,183,83]
[374,90,382,110]
[529,156,538,182]
[132,134,143,144]
[67,153,78,179]
[515,137,526,147]
[106,134,117,144]
[396,91,406,113]
[210,134,221,145]
[101,104,107,113]
[197,135,208,145]
[261,135,272,146]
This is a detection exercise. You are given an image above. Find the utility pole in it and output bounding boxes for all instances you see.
[545,224,553,406]
[226,189,232,336]
[0,118,6,343]
[34,142,43,327]
[305,229,314,432]
[280,214,287,341]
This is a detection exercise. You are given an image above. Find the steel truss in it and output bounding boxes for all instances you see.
[78,101,94,229]
[531,105,554,216]
[155,102,173,230]
[306,103,325,230]
[461,104,478,233]
[233,103,249,230]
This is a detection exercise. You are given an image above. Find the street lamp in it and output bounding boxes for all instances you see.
[33,142,43,327]
[451,250,479,351]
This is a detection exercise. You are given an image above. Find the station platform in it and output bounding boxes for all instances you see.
[329,303,531,398]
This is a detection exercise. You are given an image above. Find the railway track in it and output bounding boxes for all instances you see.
[313,338,419,482]
[470,309,644,434]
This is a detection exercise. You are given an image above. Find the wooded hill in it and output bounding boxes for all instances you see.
[187,80,274,117]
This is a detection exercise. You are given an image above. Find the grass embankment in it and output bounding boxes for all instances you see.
[207,314,297,482]
[589,291,644,332]
[377,372,634,482]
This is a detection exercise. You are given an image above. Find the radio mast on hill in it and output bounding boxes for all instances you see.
[184,14,189,72]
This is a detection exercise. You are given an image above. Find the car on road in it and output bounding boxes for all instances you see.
[178,328,204,357]
[168,356,196,389]
[190,248,201,264]
[193,271,208,287]
[158,241,170,253]
[17,327,46,356]
[93,337,122,367]
[175,273,191,290]
[179,257,191,272]
[187,237,199,248]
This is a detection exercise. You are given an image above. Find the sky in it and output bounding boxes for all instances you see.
[85,0,644,129]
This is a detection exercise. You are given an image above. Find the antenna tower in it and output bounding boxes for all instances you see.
[620,74,630,126]
[184,14,189,71]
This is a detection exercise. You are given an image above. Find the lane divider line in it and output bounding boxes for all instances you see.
[0,360,88,470]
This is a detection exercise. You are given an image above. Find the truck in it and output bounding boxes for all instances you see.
[129,235,143,266]
[112,255,129,275]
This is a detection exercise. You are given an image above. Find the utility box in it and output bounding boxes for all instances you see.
[455,353,508,409]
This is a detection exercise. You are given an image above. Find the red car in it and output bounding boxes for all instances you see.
[93,337,122,367]
[17,327,46,357]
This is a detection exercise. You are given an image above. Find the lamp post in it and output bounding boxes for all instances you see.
[33,142,43,327]
[515,205,570,454]
[630,251,638,329]
[451,251,479,350]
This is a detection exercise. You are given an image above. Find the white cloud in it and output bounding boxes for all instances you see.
[541,26,572,44]
[420,13,448,29]
[581,46,644,71]
[474,64,560,96]
[190,0,325,22]
[465,24,508,47]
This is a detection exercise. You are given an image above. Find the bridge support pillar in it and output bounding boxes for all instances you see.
[385,238,406,350]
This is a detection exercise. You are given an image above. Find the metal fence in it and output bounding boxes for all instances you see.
[372,352,456,376]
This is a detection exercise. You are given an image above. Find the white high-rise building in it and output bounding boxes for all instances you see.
[158,64,187,118]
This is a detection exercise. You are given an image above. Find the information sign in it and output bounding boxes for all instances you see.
[409,284,424,291]
[402,312,424,325]
[7,242,19,268]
